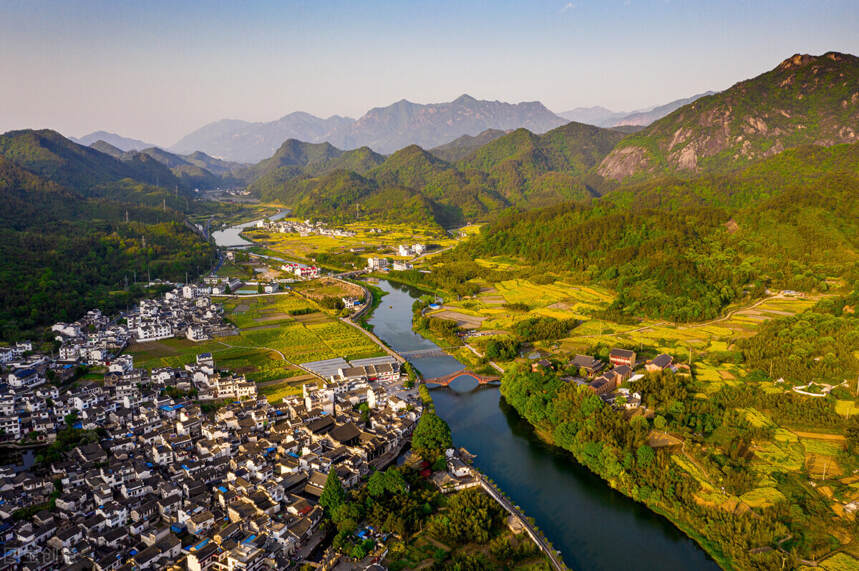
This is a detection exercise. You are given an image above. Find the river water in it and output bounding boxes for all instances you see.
[210,209,289,248]
[366,279,719,571]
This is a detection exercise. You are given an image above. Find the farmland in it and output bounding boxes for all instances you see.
[128,293,383,387]
[242,220,481,267]
[424,270,824,398]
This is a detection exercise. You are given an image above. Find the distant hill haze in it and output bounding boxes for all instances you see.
[598,52,859,180]
[72,130,156,152]
[560,92,715,128]
[171,95,568,162]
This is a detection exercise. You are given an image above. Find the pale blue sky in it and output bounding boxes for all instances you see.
[0,0,856,146]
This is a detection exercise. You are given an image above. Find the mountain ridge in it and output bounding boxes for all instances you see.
[170,95,567,162]
[598,52,859,180]
[72,130,156,152]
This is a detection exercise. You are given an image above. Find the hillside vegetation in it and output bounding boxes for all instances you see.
[464,143,859,321]
[598,52,859,180]
[0,130,215,337]
[249,121,624,227]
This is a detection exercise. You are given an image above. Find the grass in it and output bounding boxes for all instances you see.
[834,399,859,417]
[819,553,859,571]
[739,486,786,508]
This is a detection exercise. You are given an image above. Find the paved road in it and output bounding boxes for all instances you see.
[478,476,568,571]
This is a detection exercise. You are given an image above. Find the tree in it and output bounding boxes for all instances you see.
[319,469,346,513]
[257,283,264,294]
[368,468,408,497]
[636,444,655,468]
[654,415,667,431]
[412,412,452,461]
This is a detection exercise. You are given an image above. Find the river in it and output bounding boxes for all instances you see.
[366,279,720,571]
[210,209,289,248]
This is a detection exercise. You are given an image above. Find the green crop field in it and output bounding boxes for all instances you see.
[818,553,859,571]
[739,486,786,508]
[129,294,383,382]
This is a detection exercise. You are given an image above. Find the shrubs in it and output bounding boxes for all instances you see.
[512,316,579,342]
[319,296,345,310]
[485,338,520,360]
[427,488,504,544]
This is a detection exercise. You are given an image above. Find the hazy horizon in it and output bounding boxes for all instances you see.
[1,0,857,147]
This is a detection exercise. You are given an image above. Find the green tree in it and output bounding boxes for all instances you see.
[319,469,346,513]
[636,444,655,468]
[412,412,453,461]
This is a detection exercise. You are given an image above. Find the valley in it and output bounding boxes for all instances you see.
[2,41,859,571]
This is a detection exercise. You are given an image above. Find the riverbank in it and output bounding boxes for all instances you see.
[526,415,732,570]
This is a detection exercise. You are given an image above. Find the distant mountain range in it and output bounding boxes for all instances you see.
[560,92,716,128]
[170,95,568,162]
[71,130,156,152]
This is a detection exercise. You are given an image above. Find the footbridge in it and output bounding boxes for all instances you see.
[400,347,455,359]
[424,370,500,387]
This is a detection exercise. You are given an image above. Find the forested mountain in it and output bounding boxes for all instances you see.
[246,140,386,198]
[249,120,624,226]
[86,141,248,189]
[0,130,189,201]
[171,113,355,164]
[171,95,567,161]
[598,52,859,180]
[72,130,155,151]
[465,142,859,321]
[0,130,215,338]
[458,122,625,204]
[429,129,508,162]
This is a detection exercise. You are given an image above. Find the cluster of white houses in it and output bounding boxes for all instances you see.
[256,218,356,239]
[0,342,425,570]
[396,244,426,257]
[279,262,320,280]
[127,287,237,343]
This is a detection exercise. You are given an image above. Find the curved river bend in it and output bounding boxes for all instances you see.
[366,279,719,571]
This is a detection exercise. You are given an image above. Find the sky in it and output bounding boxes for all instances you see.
[0,0,857,147]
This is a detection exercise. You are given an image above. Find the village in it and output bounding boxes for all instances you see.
[0,281,497,570]
[255,218,356,239]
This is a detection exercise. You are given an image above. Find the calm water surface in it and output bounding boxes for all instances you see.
[367,279,720,571]
[211,209,288,247]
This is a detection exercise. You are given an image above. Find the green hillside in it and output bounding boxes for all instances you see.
[0,132,215,338]
[466,142,859,321]
[429,128,508,162]
[598,52,859,180]
[250,121,623,226]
